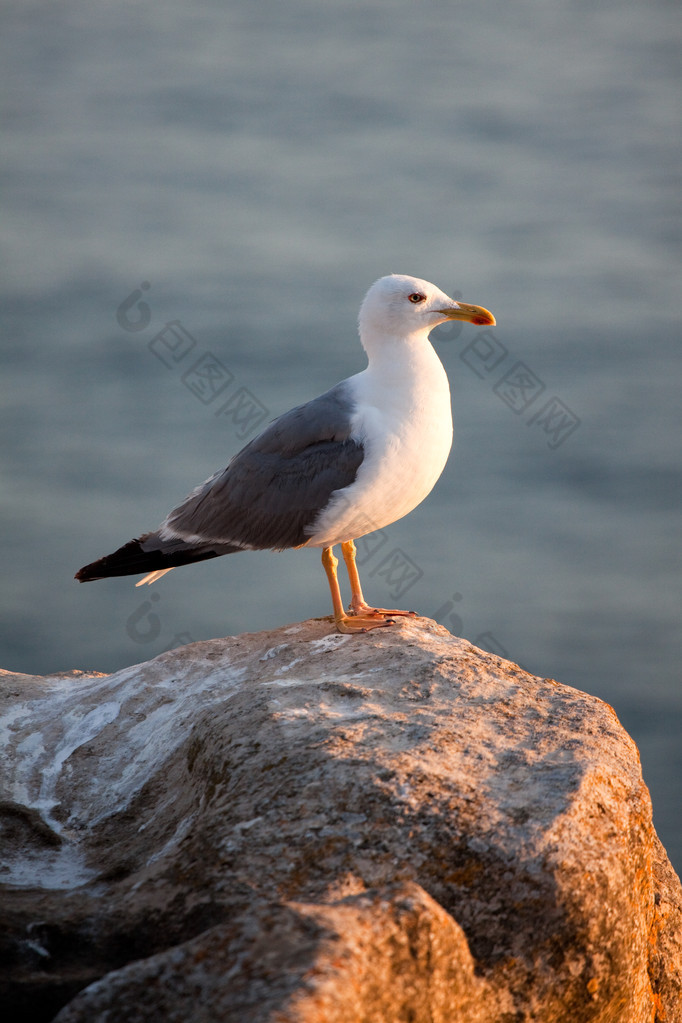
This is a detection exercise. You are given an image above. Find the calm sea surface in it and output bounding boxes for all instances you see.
[1,0,680,868]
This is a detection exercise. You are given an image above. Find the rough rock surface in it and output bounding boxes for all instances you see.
[1,617,680,1023]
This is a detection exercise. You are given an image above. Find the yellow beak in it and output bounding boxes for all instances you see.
[437,302,496,327]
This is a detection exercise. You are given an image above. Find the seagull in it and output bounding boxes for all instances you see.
[76,274,495,633]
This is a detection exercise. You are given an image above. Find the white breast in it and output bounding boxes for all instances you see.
[307,340,453,548]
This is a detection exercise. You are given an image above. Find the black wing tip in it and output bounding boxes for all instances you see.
[75,538,149,583]
[74,562,108,582]
[75,537,226,582]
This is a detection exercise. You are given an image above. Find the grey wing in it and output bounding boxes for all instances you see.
[158,381,364,551]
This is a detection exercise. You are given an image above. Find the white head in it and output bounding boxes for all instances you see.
[358,274,495,348]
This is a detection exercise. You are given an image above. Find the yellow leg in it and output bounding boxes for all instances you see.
[341,539,418,619]
[321,546,346,622]
[322,546,397,634]
[341,539,368,609]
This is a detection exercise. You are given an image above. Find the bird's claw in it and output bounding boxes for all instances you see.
[349,603,417,619]
[335,614,397,634]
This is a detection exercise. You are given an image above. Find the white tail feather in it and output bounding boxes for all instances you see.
[135,568,174,587]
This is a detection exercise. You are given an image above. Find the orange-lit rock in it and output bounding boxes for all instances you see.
[1,618,680,1022]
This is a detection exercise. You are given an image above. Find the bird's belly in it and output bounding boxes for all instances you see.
[307,398,453,548]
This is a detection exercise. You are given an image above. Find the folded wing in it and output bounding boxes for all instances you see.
[75,382,364,582]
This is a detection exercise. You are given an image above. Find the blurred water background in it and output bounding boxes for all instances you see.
[1,0,680,868]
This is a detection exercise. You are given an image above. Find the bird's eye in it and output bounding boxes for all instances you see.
[408,293,426,304]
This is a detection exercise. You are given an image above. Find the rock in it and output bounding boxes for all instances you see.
[0,617,680,1023]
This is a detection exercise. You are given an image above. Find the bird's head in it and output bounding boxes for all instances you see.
[358,274,495,345]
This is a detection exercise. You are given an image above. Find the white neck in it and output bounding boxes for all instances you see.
[360,329,450,402]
